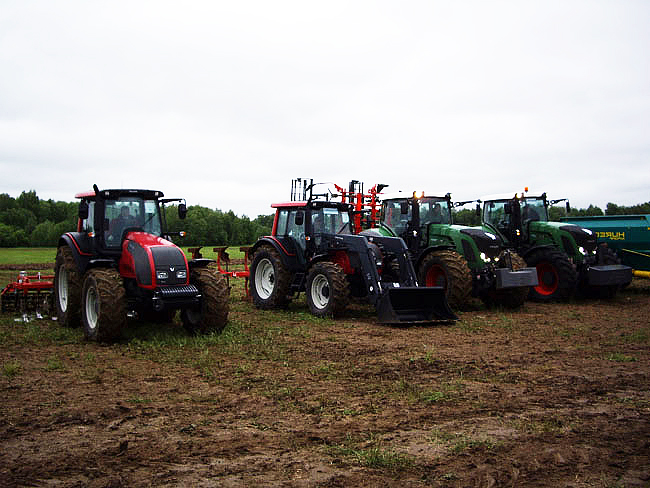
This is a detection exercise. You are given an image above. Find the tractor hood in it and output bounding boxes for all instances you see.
[118,232,190,290]
[529,221,598,254]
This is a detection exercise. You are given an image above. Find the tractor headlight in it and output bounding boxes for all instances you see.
[578,246,586,255]
[157,271,168,280]
[480,252,490,263]
[176,270,187,279]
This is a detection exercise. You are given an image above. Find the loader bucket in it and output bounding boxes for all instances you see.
[375,286,457,324]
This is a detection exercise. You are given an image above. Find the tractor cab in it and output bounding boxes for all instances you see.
[76,187,186,254]
[270,200,353,264]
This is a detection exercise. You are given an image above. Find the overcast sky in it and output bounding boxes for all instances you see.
[1,1,648,217]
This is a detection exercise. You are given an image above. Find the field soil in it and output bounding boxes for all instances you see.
[1,277,649,487]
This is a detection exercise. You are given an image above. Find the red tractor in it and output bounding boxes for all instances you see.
[247,179,456,323]
[54,185,229,342]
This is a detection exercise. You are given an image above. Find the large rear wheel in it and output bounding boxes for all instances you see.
[249,247,292,309]
[525,248,576,301]
[418,250,472,309]
[306,262,350,318]
[54,246,82,327]
[181,267,229,334]
[81,269,126,342]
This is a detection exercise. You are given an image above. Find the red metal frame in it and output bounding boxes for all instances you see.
[188,246,252,298]
[334,182,384,234]
[1,272,54,297]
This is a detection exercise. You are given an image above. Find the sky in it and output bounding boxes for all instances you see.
[1,0,649,217]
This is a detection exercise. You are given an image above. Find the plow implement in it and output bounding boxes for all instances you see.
[1,271,54,319]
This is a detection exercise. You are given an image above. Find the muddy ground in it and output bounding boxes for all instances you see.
[1,276,649,487]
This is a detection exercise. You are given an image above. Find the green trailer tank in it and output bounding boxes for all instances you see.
[562,214,650,277]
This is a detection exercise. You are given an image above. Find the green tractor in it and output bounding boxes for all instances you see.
[479,189,633,300]
[364,190,538,309]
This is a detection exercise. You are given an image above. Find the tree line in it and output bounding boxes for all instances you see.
[1,190,649,247]
[0,190,274,247]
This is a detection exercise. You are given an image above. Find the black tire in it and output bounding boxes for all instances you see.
[249,246,292,309]
[525,248,577,302]
[81,269,126,342]
[481,252,529,309]
[418,249,472,309]
[306,262,350,318]
[181,267,230,334]
[54,246,83,327]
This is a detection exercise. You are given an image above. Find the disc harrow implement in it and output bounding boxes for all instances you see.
[1,271,54,319]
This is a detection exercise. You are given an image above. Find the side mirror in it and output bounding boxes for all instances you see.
[504,202,512,214]
[294,211,304,226]
[178,203,187,220]
[565,201,571,213]
[78,201,89,220]
[400,202,409,214]
[475,203,480,216]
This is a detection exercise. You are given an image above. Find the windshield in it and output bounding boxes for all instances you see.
[312,207,351,235]
[419,197,451,225]
[381,200,410,235]
[104,197,162,247]
[381,197,451,235]
[520,197,548,221]
[483,197,548,230]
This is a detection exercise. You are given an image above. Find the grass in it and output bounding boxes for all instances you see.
[429,428,499,455]
[326,434,415,471]
[0,247,57,265]
[606,352,637,362]
[2,360,21,379]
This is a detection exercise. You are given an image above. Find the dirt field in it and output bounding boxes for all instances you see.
[1,276,649,487]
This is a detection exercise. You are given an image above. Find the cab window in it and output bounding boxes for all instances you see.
[82,201,95,233]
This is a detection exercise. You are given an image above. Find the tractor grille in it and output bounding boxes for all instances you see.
[460,229,501,259]
[560,225,597,253]
[152,246,188,286]
[157,284,199,298]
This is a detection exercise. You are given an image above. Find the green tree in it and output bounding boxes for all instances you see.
[31,220,57,246]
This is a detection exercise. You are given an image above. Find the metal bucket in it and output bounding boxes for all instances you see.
[375,286,457,324]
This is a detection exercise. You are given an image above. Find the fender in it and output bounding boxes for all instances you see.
[249,236,300,270]
[519,243,558,261]
[414,244,456,271]
[58,233,93,275]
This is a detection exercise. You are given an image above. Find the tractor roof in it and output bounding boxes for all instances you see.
[480,190,545,202]
[75,189,165,200]
[380,191,450,202]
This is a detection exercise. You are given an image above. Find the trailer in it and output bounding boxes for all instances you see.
[562,214,650,278]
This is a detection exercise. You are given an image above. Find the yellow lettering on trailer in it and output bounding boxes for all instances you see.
[596,231,625,240]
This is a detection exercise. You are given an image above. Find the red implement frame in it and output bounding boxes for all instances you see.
[1,272,54,314]
[334,182,383,233]
[188,246,251,298]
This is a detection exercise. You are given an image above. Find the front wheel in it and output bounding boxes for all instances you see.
[81,269,126,342]
[418,250,472,309]
[181,267,229,334]
[525,248,577,301]
[305,262,350,318]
